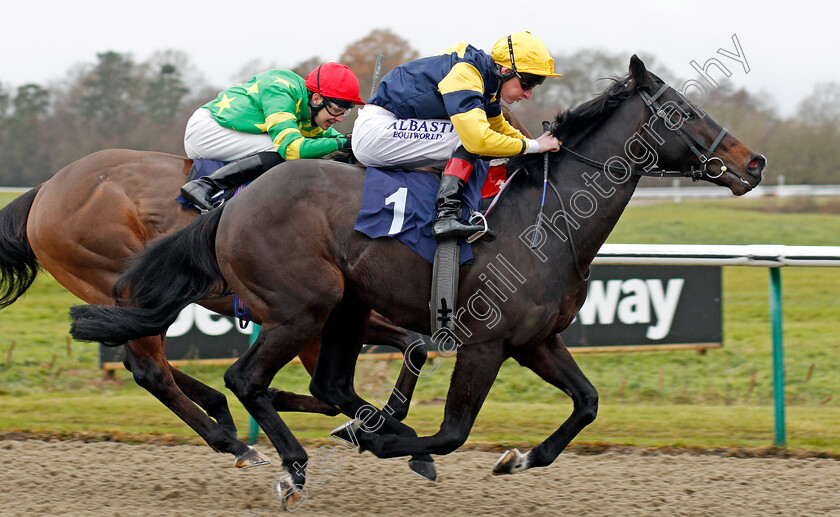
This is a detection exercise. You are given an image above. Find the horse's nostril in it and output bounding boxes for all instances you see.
[747,154,766,174]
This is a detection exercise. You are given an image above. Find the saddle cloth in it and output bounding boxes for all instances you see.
[175,158,227,209]
[178,158,503,266]
[354,161,489,265]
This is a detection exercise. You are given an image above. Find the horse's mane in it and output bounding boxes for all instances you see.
[506,74,635,187]
[552,74,634,144]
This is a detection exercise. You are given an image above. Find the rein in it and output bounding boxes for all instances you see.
[557,84,729,182]
[529,121,553,249]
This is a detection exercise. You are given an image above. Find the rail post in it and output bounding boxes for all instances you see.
[248,323,261,445]
[768,267,786,447]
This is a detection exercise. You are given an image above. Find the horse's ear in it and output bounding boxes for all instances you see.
[629,54,651,90]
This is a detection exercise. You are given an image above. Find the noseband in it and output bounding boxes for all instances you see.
[557,83,729,182]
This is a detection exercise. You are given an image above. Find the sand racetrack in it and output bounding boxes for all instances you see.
[1,439,839,516]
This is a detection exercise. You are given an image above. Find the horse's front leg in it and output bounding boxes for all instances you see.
[351,341,506,461]
[264,337,340,416]
[494,333,598,475]
[309,299,438,481]
[364,311,428,421]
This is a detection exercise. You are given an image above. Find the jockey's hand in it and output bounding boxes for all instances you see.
[536,131,561,153]
[340,134,352,151]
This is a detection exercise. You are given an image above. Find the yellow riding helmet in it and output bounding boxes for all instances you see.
[491,31,562,77]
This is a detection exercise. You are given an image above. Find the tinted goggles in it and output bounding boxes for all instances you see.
[517,73,545,91]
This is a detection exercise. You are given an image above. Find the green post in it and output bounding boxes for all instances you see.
[247,323,261,445]
[769,267,786,447]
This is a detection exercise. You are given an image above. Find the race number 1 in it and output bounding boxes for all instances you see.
[385,187,407,234]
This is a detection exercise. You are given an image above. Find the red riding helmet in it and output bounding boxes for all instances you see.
[305,62,365,105]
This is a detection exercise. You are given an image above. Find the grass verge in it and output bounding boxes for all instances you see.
[1,193,839,454]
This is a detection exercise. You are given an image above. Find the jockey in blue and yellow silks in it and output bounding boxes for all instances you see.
[181,63,364,211]
[353,31,562,240]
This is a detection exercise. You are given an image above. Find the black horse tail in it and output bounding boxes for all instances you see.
[0,186,43,309]
[69,207,228,345]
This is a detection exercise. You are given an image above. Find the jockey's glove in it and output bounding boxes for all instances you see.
[339,134,352,151]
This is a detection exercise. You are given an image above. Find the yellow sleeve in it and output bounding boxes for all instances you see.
[488,113,527,140]
[450,108,528,157]
[438,62,529,156]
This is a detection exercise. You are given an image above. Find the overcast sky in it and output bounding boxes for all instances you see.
[3,0,837,117]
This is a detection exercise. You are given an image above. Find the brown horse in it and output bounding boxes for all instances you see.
[0,149,431,467]
[69,56,765,507]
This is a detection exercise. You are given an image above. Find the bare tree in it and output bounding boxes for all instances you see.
[339,28,420,101]
[797,82,840,128]
[0,84,52,185]
[332,29,420,133]
[291,56,323,80]
[2,43,836,187]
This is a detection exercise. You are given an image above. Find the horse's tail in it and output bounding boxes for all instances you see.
[70,207,227,345]
[0,186,43,309]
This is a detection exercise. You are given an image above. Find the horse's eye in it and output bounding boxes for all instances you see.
[676,104,695,120]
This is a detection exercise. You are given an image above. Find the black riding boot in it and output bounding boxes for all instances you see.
[432,148,485,240]
[181,152,283,211]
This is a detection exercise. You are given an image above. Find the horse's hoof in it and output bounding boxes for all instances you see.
[492,448,530,475]
[330,419,362,450]
[274,473,307,511]
[408,458,438,482]
[235,446,271,469]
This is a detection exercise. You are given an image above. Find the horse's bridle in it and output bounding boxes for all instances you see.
[517,82,729,282]
[557,83,729,182]
[479,81,732,282]
[638,83,729,180]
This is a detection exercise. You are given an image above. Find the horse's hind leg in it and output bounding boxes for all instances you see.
[267,388,341,415]
[123,336,265,467]
[309,294,416,436]
[495,334,598,475]
[120,342,239,435]
[261,338,340,416]
[267,318,426,420]
[223,319,326,508]
[169,367,239,435]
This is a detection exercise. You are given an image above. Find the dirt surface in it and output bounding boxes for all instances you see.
[1,439,839,516]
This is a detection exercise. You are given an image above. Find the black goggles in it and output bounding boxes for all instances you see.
[517,73,545,91]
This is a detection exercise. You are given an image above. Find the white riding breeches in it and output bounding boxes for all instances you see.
[183,108,275,162]
[351,105,463,169]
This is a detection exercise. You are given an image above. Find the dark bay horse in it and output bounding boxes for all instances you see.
[0,104,529,473]
[0,150,429,467]
[69,56,765,507]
